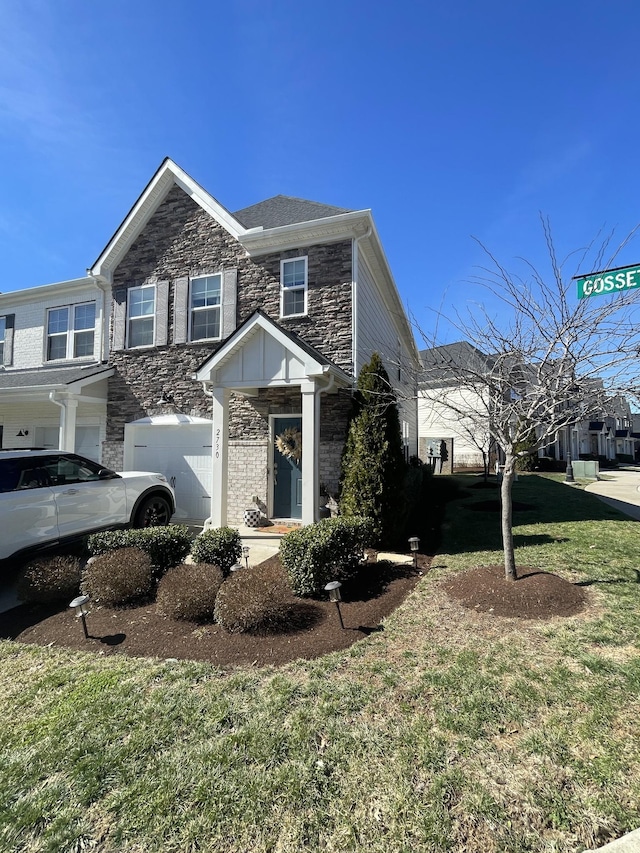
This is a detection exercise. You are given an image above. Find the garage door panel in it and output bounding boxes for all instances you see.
[127,424,212,521]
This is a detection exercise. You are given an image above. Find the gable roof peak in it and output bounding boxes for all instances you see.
[90,158,247,281]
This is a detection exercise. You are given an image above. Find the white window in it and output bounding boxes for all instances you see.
[127,285,155,348]
[0,316,5,364]
[402,420,410,463]
[190,274,222,341]
[280,257,308,317]
[46,303,96,361]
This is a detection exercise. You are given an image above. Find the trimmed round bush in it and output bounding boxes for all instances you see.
[190,527,242,574]
[214,562,293,634]
[16,555,82,604]
[87,525,192,575]
[156,562,224,622]
[81,547,153,607]
[279,516,374,596]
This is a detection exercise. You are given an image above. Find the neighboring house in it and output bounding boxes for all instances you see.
[418,342,495,471]
[419,341,638,471]
[86,158,419,525]
[0,277,112,461]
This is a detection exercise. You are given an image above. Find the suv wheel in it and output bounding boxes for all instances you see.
[133,495,172,528]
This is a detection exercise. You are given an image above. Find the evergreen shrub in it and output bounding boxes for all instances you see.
[81,547,153,606]
[87,525,192,575]
[16,555,83,604]
[214,561,293,634]
[156,562,224,622]
[189,527,242,575]
[339,352,406,546]
[279,516,374,597]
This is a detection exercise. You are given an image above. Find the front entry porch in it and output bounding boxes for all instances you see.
[195,310,352,528]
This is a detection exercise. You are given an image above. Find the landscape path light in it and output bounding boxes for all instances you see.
[242,545,250,569]
[69,594,90,639]
[324,581,344,630]
[408,536,420,569]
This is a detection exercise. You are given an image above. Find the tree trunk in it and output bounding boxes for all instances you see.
[501,451,517,580]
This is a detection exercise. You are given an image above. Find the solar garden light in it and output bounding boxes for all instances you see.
[324,581,344,630]
[69,594,90,639]
[408,536,420,569]
[242,545,250,569]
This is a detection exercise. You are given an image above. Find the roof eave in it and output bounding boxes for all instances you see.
[239,209,372,255]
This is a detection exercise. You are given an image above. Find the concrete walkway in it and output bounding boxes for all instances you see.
[583,467,640,520]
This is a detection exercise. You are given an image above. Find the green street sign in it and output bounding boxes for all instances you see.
[575,263,640,299]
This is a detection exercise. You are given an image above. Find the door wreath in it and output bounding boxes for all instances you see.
[275,427,302,463]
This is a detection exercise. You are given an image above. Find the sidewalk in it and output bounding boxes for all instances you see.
[583,467,640,520]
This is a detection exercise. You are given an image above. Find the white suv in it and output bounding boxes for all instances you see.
[0,450,176,562]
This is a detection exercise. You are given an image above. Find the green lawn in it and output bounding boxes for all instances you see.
[2,474,640,852]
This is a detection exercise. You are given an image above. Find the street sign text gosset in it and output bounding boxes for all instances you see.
[575,264,640,299]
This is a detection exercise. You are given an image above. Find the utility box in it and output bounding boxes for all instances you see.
[572,460,600,479]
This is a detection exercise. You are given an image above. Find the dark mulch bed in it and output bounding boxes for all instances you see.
[442,564,587,619]
[1,553,429,668]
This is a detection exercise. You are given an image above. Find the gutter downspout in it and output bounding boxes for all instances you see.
[86,272,110,364]
[49,390,76,453]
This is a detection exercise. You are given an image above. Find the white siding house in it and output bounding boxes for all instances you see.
[0,277,112,460]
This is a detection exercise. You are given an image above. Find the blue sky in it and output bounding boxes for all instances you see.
[1,0,639,338]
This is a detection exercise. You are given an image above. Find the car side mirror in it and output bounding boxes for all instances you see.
[98,468,117,479]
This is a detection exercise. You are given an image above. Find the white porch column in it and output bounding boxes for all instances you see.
[301,380,318,525]
[210,387,230,527]
[59,397,78,452]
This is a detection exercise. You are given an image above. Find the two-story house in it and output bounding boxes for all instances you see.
[0,277,112,461]
[87,158,419,526]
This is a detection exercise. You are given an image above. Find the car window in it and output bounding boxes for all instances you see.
[0,460,22,492]
[41,454,104,486]
[0,459,52,491]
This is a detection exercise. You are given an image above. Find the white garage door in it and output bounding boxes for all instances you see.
[127,421,212,522]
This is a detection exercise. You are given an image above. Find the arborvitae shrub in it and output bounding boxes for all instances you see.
[16,555,82,604]
[189,527,242,575]
[81,547,153,607]
[339,352,406,547]
[87,525,192,575]
[214,561,293,634]
[156,562,224,622]
[279,516,374,597]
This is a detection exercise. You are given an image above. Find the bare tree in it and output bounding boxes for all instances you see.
[419,220,640,581]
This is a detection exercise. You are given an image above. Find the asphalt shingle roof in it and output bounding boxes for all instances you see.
[233,195,352,230]
[0,364,111,390]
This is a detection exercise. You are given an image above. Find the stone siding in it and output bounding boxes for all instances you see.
[107,184,355,441]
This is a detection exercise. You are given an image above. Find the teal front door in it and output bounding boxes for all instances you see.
[273,416,302,519]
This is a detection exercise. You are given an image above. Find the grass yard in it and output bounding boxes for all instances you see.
[2,474,640,852]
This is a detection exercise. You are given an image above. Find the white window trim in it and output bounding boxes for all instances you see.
[126,284,156,349]
[45,302,96,362]
[0,316,5,364]
[280,256,308,318]
[188,273,223,342]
